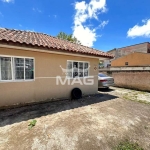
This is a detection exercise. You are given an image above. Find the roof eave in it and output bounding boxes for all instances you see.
[0,41,113,59]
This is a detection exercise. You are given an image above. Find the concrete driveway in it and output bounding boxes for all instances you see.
[0,87,150,150]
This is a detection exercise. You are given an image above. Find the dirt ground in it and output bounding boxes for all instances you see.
[0,87,150,150]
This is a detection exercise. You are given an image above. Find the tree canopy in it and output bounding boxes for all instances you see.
[56,32,81,44]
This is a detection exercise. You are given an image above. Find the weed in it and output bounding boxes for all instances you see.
[144,126,148,130]
[123,95,130,101]
[137,100,150,105]
[114,139,144,150]
[28,119,37,130]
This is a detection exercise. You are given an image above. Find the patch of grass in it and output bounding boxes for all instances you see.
[28,119,37,130]
[137,91,147,95]
[123,94,150,105]
[123,95,131,101]
[137,100,150,105]
[114,140,144,150]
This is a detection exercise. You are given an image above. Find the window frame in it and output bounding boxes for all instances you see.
[0,54,35,82]
[66,60,90,79]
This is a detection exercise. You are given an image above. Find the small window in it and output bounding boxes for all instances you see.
[125,62,128,66]
[67,61,89,78]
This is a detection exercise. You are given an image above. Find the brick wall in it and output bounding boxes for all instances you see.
[112,71,150,92]
[115,43,148,59]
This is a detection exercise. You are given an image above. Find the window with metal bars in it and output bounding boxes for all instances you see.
[67,61,89,78]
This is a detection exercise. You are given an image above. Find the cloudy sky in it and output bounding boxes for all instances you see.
[0,0,150,51]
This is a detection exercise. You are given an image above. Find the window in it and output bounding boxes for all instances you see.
[73,62,78,78]
[0,56,34,81]
[67,61,89,78]
[125,62,128,66]
[67,61,72,78]
[84,62,89,77]
[79,62,83,77]
[25,58,34,80]
[0,57,12,80]
[14,58,24,80]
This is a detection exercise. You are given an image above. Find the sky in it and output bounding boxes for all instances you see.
[0,0,150,51]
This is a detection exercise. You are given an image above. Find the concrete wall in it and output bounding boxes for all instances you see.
[111,52,150,67]
[0,46,99,107]
[112,71,150,92]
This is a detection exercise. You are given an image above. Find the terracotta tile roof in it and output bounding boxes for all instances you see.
[0,28,113,58]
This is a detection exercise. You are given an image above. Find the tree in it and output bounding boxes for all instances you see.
[57,32,81,44]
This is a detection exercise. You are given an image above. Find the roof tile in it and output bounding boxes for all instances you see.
[0,28,113,58]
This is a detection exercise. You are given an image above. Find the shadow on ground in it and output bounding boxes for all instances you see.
[0,92,118,127]
[98,87,114,92]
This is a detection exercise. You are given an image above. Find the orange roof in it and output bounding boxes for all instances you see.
[0,28,113,58]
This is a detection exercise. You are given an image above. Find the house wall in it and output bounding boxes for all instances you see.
[0,46,99,107]
[111,53,150,67]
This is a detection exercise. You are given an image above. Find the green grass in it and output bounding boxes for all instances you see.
[137,100,150,104]
[122,93,150,105]
[114,140,144,150]
[28,119,37,130]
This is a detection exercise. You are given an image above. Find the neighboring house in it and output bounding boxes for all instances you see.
[100,43,150,92]
[0,28,112,107]
[101,42,150,68]
[108,42,150,60]
[111,52,150,67]
[110,52,150,92]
